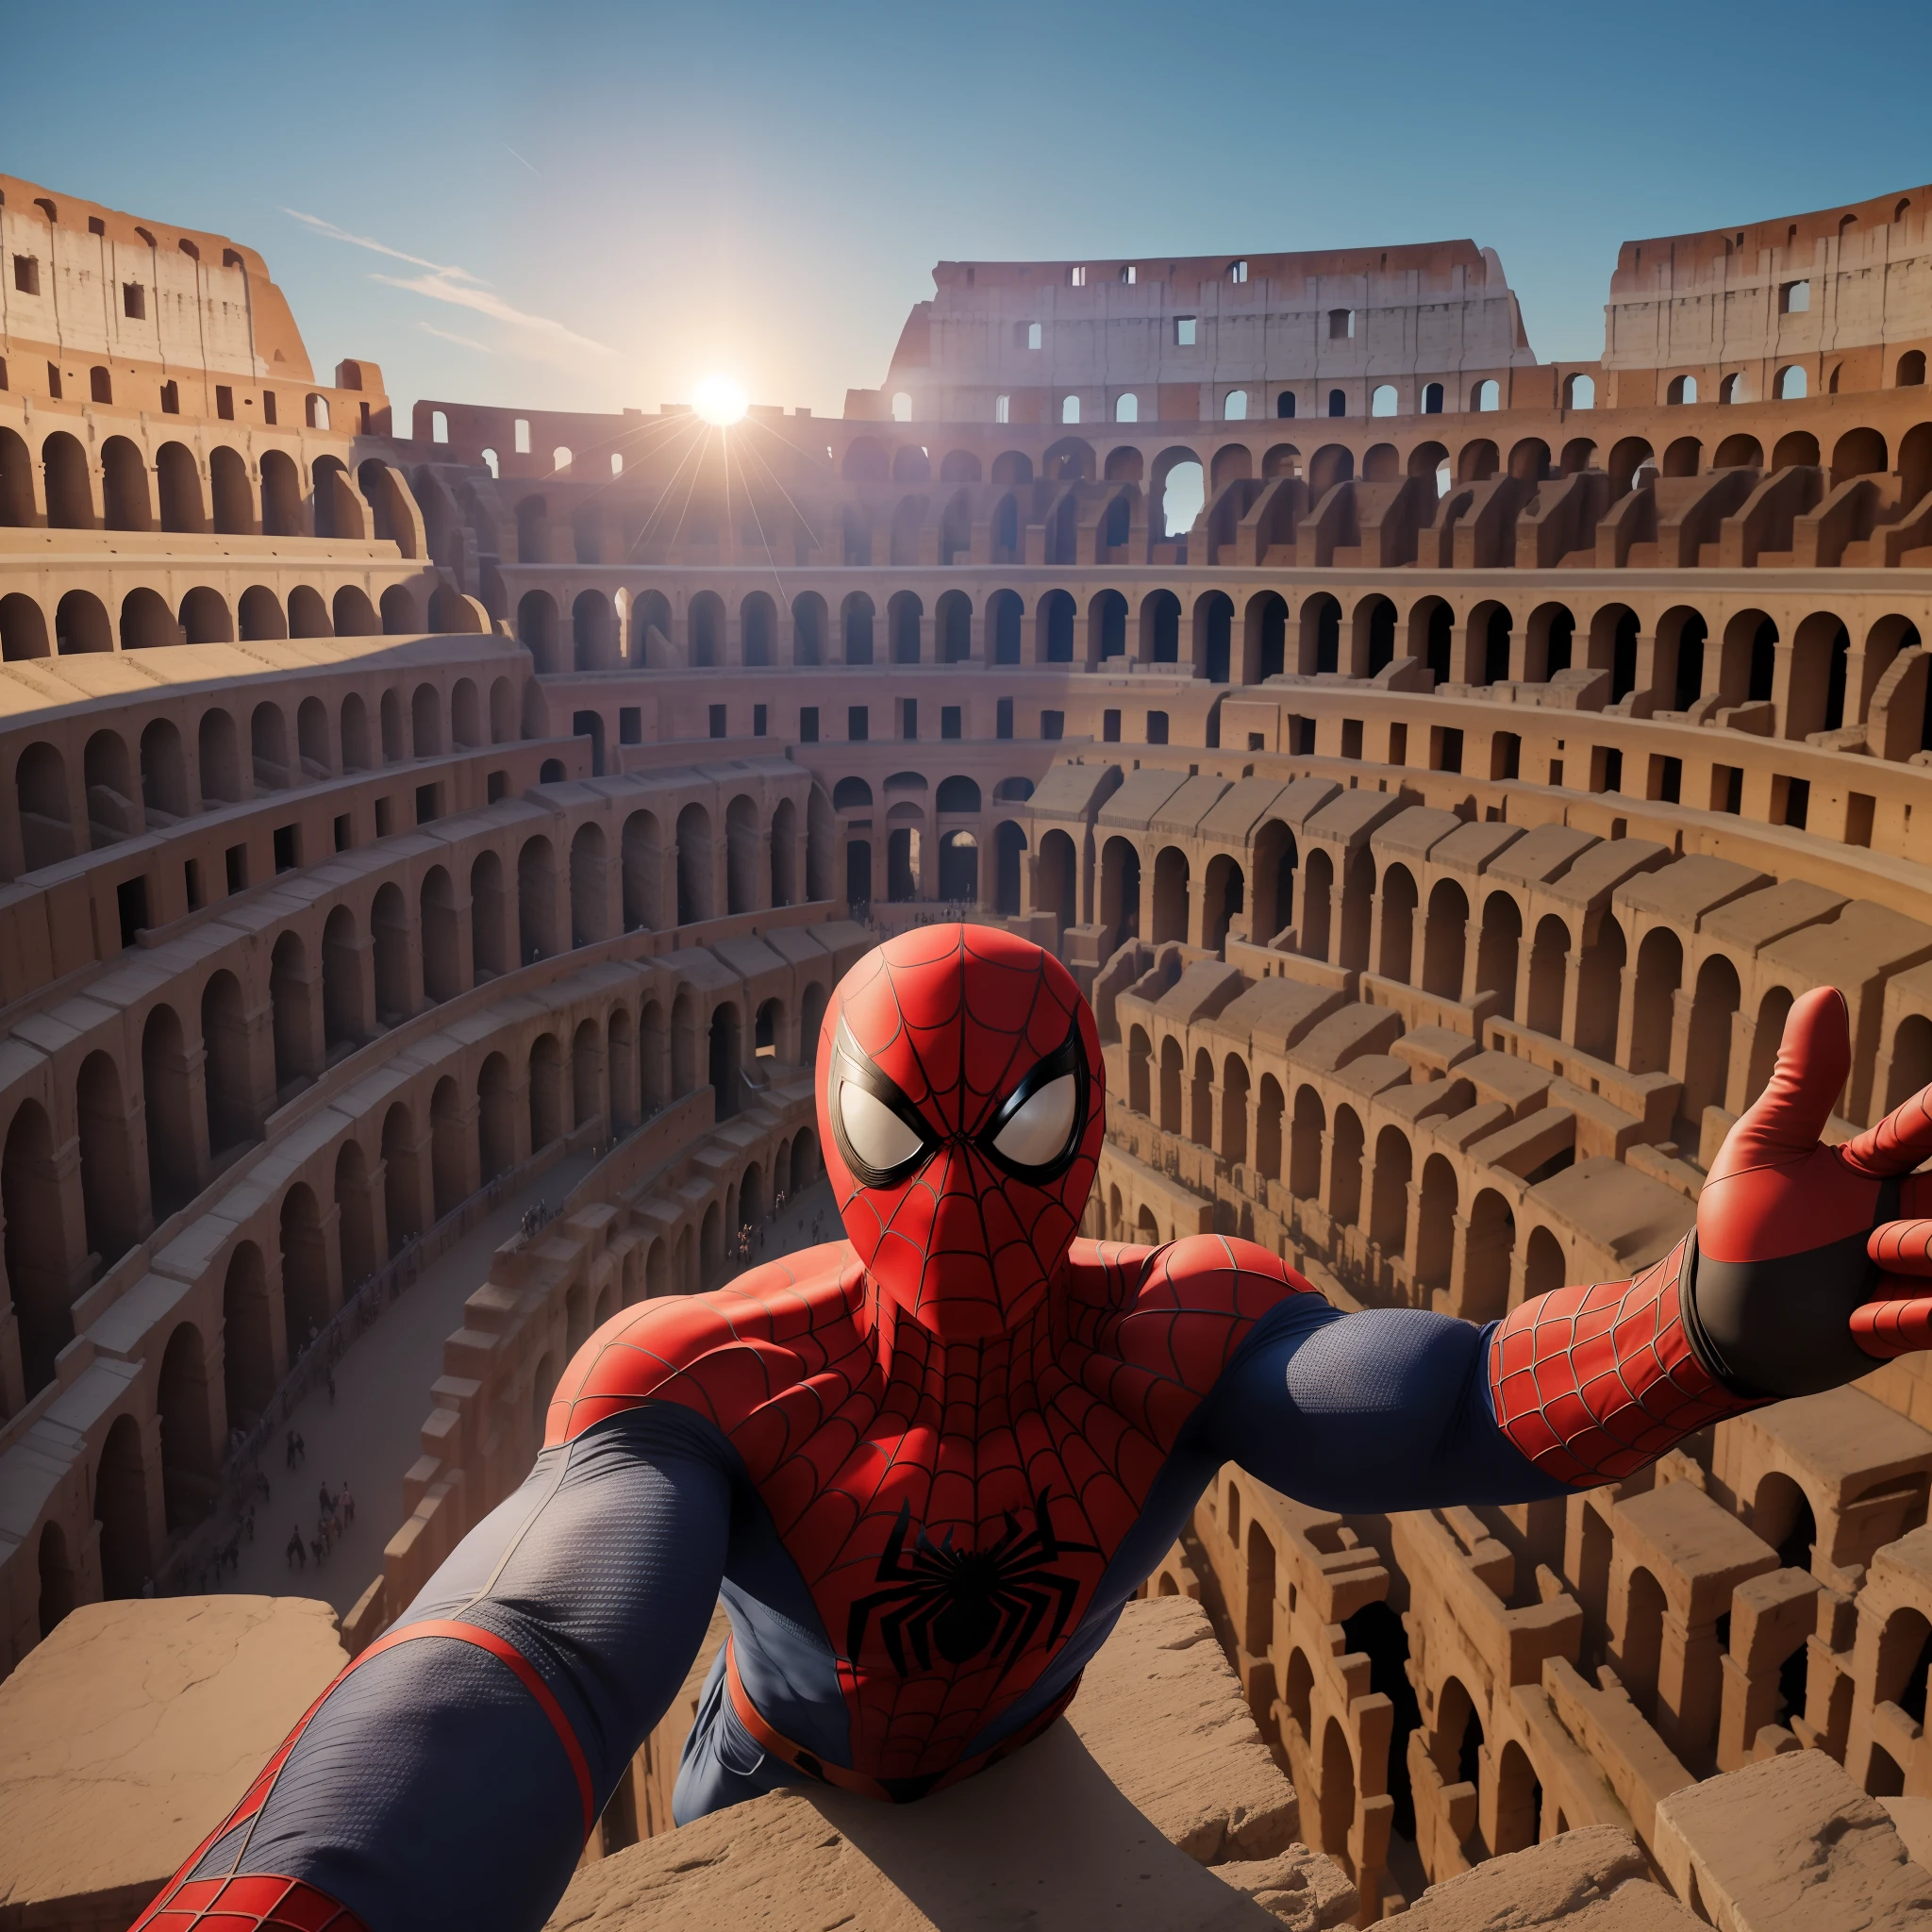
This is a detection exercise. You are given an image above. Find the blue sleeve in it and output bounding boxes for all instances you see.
[216,1406,730,1932]
[1195,1297,1573,1511]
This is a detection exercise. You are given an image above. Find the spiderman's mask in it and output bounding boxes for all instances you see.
[818,925,1104,1342]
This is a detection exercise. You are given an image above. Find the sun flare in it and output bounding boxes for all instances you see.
[693,374,749,425]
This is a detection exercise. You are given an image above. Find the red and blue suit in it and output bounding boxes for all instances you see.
[137,930,1932,1932]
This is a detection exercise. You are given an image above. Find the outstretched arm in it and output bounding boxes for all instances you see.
[134,1405,730,1932]
[1199,985,1932,1510]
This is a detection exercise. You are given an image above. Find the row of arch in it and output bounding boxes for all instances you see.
[9,674,516,874]
[831,418,1931,500]
[0,576,468,663]
[32,1053,826,1624]
[516,575,1930,755]
[0,431,413,545]
[5,902,835,1405]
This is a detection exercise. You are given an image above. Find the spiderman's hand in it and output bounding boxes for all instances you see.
[1689,985,1932,1396]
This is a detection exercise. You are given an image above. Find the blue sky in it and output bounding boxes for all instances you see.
[8,1,1929,420]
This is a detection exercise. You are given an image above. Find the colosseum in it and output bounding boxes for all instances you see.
[4,166,1932,1928]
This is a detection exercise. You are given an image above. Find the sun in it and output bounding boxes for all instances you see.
[693,374,749,425]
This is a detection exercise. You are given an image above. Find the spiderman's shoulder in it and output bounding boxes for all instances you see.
[544,1242,865,1446]
[1068,1235,1320,1391]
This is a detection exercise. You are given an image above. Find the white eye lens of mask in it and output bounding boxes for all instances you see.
[991,1074,1077,1169]
[840,1081,924,1174]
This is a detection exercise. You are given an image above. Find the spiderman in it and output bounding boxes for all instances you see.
[139,925,1932,1932]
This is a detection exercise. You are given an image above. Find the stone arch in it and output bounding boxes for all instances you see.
[1421,879,1469,997]
[528,1035,565,1150]
[1379,863,1418,982]
[471,851,507,979]
[142,1004,196,1214]
[336,1141,377,1291]
[58,589,117,654]
[1684,953,1742,1127]
[1370,1125,1412,1253]
[201,969,253,1155]
[1575,913,1625,1060]
[726,795,758,915]
[157,1321,216,1530]
[1465,1189,1516,1324]
[677,803,715,924]
[623,810,663,931]
[95,1413,151,1599]
[371,881,410,1024]
[279,1183,329,1352]
[75,1048,136,1267]
[420,867,460,1004]
[1329,1106,1364,1225]
[332,586,378,638]
[223,1241,275,1429]
[0,591,51,661]
[570,822,608,946]
[1416,1155,1457,1294]
[1524,1224,1567,1298]
[1151,846,1190,944]
[519,835,558,961]
[478,1054,515,1183]
[573,1019,605,1130]
[5,1099,75,1392]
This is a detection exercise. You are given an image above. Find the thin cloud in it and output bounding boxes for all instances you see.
[283,208,475,281]
[287,205,616,370]
[372,270,614,360]
[419,321,493,354]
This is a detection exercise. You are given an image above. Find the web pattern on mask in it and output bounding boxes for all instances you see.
[824,924,1103,1335]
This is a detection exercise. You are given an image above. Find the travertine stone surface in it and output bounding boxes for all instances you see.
[1068,1590,1300,1861]
[548,1735,1290,1931]
[1652,1747,1932,1931]
[549,1596,1353,1930]
[1209,1848,1360,1931]
[1399,1825,1699,1931]
[0,1596,343,1930]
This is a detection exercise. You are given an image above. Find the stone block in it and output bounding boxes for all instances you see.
[0,1595,344,1932]
[1071,1592,1299,1862]
[1651,1746,1932,1932]
[1400,1824,1699,1930]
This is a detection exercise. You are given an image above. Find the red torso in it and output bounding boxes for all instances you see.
[546,1232,1307,1782]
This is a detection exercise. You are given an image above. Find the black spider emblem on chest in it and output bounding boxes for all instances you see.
[845,1491,1101,1679]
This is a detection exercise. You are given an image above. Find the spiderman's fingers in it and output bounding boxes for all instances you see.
[1852,1292,1932,1359]
[1870,1221,1932,1276]
[1843,1073,1932,1179]
[1726,988,1851,1165]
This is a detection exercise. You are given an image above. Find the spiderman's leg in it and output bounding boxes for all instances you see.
[137,1406,732,1932]
[671,1646,805,1824]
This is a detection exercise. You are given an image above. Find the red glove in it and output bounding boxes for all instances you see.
[1690,985,1932,1393]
